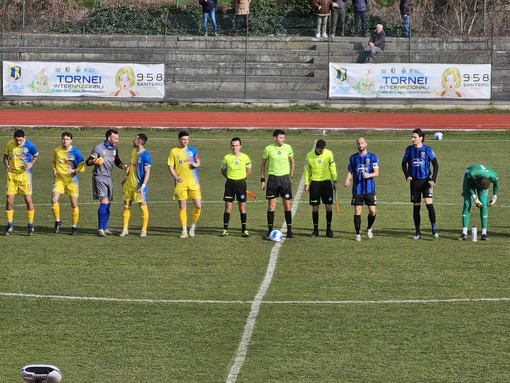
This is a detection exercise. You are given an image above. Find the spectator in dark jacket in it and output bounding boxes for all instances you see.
[366,24,385,62]
[330,0,346,37]
[400,0,413,38]
[199,0,218,36]
[313,0,338,39]
[352,0,368,36]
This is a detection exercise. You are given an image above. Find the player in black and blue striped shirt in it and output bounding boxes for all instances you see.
[402,129,439,240]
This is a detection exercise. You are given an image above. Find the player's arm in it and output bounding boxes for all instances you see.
[192,154,201,169]
[401,161,411,180]
[246,162,252,177]
[344,171,352,188]
[220,162,228,179]
[304,160,311,192]
[289,154,295,179]
[3,153,10,172]
[168,165,182,183]
[430,157,439,183]
[24,153,38,171]
[114,155,128,170]
[140,166,151,191]
[86,153,103,166]
[365,163,379,179]
[74,162,86,174]
[329,156,338,186]
[260,157,267,189]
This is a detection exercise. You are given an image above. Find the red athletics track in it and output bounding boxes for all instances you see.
[0,110,508,130]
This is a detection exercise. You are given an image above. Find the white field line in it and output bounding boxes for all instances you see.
[1,292,509,306]
[225,171,306,383]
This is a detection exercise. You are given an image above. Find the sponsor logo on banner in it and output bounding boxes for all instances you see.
[329,63,491,99]
[2,61,165,99]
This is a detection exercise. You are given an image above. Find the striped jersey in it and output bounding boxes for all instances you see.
[304,148,337,185]
[221,152,251,180]
[402,144,436,181]
[347,152,379,195]
[125,148,152,190]
[4,138,39,174]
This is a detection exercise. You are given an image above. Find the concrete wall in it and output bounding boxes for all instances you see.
[1,34,508,102]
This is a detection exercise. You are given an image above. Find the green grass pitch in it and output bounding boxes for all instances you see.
[1,128,509,382]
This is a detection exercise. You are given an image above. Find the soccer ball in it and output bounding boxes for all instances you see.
[434,132,443,140]
[21,364,62,383]
[269,229,283,242]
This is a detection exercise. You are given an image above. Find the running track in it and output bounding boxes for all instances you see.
[0,110,508,130]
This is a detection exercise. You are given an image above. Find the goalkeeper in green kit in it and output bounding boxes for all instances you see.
[459,164,499,241]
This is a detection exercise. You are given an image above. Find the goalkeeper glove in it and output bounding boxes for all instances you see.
[93,157,104,165]
[472,195,482,208]
[488,195,497,207]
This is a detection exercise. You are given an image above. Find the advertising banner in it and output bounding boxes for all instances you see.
[3,62,165,98]
[329,63,491,99]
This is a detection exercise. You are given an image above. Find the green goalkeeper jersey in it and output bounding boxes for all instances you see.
[464,164,499,196]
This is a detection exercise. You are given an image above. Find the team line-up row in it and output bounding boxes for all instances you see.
[3,128,498,240]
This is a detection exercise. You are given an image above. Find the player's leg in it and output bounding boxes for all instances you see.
[69,195,79,236]
[321,180,334,237]
[309,181,320,237]
[178,199,188,238]
[367,196,376,239]
[223,179,234,235]
[189,188,202,238]
[265,176,278,237]
[139,201,149,237]
[5,193,15,235]
[354,202,363,241]
[478,188,489,240]
[223,201,233,235]
[23,194,35,235]
[281,176,293,238]
[120,191,133,236]
[51,191,62,232]
[239,201,249,237]
[460,191,471,240]
[410,181,422,239]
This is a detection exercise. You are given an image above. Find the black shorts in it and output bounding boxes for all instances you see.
[351,194,377,206]
[223,178,247,203]
[410,179,433,203]
[266,175,292,200]
[309,180,334,206]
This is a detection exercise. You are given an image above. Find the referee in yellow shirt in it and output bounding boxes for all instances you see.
[304,139,337,238]
[220,137,252,237]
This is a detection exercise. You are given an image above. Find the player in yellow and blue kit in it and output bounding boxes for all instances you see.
[167,131,201,238]
[51,132,85,236]
[3,129,39,236]
[220,137,252,237]
[120,134,152,238]
[304,139,337,238]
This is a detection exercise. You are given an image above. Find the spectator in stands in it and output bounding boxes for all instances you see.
[352,0,368,36]
[234,0,250,36]
[313,0,338,39]
[330,0,346,37]
[400,0,413,38]
[366,24,385,63]
[200,0,218,37]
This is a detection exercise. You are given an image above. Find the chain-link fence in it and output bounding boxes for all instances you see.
[1,0,509,37]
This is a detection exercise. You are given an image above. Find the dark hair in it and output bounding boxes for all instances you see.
[178,130,189,138]
[480,177,491,189]
[61,131,73,139]
[315,139,326,149]
[106,129,119,139]
[231,137,241,145]
[137,133,148,145]
[273,129,285,137]
[14,129,25,138]
[412,128,425,142]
